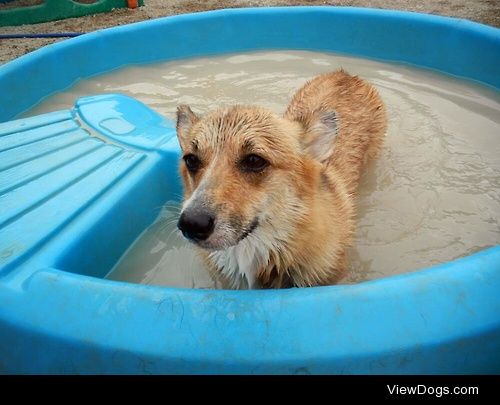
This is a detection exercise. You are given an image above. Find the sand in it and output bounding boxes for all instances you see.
[1,0,499,65]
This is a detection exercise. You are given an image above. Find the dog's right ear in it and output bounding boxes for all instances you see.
[301,110,338,163]
[176,105,199,149]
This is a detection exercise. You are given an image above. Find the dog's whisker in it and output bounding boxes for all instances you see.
[164,228,183,246]
[156,220,179,236]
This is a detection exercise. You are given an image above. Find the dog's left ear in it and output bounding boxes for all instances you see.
[176,104,199,149]
[301,111,338,163]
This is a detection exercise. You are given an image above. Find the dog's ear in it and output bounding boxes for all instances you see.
[301,111,338,163]
[176,105,199,149]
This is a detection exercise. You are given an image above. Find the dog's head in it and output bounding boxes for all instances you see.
[174,104,335,251]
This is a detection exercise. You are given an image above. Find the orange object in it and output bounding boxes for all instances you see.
[127,0,139,9]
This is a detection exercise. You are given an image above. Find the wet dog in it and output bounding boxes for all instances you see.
[175,70,387,289]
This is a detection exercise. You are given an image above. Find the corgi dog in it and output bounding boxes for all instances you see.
[175,69,387,289]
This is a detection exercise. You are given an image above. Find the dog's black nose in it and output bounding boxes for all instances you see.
[177,210,215,241]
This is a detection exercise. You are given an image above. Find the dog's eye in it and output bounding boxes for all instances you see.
[239,154,269,172]
[183,154,202,172]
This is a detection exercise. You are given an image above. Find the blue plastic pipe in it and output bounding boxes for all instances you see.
[0,33,84,39]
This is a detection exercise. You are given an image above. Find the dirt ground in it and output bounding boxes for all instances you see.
[0,0,499,64]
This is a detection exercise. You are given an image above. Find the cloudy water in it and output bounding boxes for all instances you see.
[26,51,500,287]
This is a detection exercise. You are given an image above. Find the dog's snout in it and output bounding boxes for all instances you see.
[177,210,215,241]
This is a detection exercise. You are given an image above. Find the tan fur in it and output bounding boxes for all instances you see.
[285,70,387,194]
[175,69,387,289]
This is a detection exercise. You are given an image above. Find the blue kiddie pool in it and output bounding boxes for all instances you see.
[0,7,499,374]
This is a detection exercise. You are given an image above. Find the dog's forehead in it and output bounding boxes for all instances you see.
[197,107,280,146]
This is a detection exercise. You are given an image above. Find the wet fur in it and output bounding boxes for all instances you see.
[175,70,387,289]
